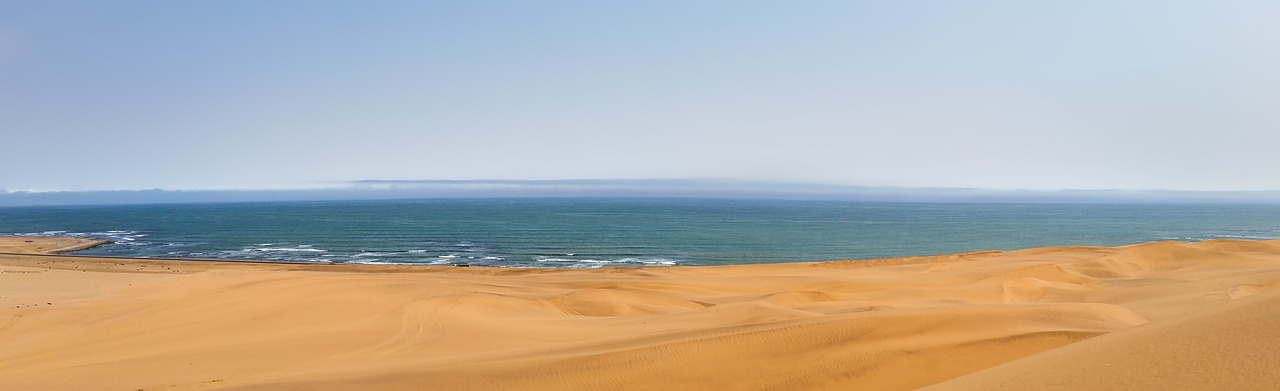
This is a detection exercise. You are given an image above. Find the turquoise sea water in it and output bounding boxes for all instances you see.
[2,199,1279,268]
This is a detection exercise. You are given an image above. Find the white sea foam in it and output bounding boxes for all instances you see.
[618,258,680,266]
[347,258,455,266]
[534,257,583,263]
[1207,234,1276,240]
[531,256,683,268]
[12,230,151,246]
[250,247,327,252]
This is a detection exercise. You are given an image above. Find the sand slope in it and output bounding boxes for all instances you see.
[3,237,1280,390]
[922,286,1280,391]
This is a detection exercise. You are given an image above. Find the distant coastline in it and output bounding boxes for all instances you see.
[5,179,1280,207]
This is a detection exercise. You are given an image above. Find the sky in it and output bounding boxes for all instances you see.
[2,1,1278,192]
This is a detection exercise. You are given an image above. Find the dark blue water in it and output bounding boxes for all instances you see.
[2,199,1279,267]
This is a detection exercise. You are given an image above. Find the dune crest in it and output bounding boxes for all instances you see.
[3,237,1280,390]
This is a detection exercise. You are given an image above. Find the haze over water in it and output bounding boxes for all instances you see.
[3,199,1278,268]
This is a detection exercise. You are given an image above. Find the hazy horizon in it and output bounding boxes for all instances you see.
[5,178,1280,207]
[3,1,1278,192]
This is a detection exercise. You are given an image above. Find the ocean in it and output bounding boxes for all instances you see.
[2,198,1278,268]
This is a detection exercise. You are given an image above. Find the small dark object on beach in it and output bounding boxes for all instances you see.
[454,264,471,267]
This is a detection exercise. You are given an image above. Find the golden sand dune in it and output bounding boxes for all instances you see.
[921,286,1280,391]
[3,237,1280,390]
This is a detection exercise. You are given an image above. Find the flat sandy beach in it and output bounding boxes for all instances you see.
[3,236,1279,390]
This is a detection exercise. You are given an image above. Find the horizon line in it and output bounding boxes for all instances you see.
[7,178,1280,194]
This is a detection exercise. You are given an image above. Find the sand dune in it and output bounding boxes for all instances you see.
[921,286,1280,391]
[3,237,1280,390]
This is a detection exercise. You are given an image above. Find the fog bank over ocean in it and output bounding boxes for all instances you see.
[3,180,1280,207]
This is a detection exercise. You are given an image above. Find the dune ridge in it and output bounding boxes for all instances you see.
[3,237,1280,390]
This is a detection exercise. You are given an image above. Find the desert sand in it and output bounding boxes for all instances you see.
[3,236,1280,390]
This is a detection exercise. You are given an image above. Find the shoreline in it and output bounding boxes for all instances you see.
[0,236,992,275]
[41,238,110,254]
[3,236,1280,390]
[0,236,110,255]
[0,235,1012,270]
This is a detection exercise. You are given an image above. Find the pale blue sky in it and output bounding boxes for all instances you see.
[2,1,1277,192]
